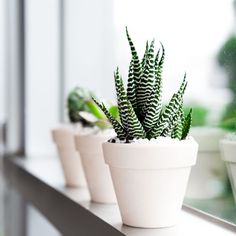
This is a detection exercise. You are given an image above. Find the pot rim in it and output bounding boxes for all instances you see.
[102,138,198,169]
[102,136,198,148]
[75,131,115,155]
[220,139,236,163]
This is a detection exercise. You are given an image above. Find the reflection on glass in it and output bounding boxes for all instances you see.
[183,0,236,226]
[217,1,236,130]
[185,194,236,225]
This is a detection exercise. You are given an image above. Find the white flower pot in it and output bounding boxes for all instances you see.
[185,127,227,199]
[52,125,87,187]
[75,133,116,204]
[220,139,236,202]
[102,139,198,228]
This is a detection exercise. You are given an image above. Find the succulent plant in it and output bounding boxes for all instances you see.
[67,87,118,129]
[93,28,192,141]
[67,87,91,124]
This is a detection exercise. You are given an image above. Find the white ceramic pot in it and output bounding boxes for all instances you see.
[75,133,116,204]
[102,139,198,228]
[52,125,87,187]
[185,127,227,199]
[220,139,236,202]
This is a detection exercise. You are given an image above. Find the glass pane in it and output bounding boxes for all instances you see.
[64,0,115,100]
[0,0,6,233]
[25,0,60,157]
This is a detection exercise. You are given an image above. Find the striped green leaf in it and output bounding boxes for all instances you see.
[92,98,126,139]
[127,59,137,111]
[177,73,187,97]
[171,114,183,139]
[142,81,162,131]
[126,27,142,87]
[155,43,165,85]
[181,108,192,140]
[148,92,182,138]
[141,41,149,70]
[114,68,130,131]
[162,103,182,137]
[127,101,146,139]
[137,40,156,111]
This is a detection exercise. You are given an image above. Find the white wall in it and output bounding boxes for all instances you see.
[25,0,60,156]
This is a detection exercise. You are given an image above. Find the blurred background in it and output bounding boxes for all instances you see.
[0,0,236,235]
[1,0,235,156]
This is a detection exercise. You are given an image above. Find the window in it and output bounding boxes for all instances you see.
[3,0,236,234]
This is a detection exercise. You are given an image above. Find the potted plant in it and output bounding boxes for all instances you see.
[52,87,90,187]
[220,116,236,202]
[185,126,227,199]
[94,28,198,228]
[217,1,236,201]
[73,91,118,204]
[181,104,228,199]
[52,87,116,189]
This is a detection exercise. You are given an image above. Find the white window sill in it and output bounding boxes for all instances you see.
[4,156,236,236]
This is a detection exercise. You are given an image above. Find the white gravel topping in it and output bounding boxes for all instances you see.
[133,136,193,144]
[109,136,194,144]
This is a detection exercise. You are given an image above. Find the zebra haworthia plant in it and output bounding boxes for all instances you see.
[93,28,192,141]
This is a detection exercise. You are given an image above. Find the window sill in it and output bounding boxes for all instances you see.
[4,156,236,236]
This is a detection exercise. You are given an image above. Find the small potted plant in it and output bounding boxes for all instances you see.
[73,92,118,204]
[52,87,90,187]
[185,126,227,199]
[185,103,236,199]
[52,87,116,191]
[220,115,236,202]
[94,28,198,228]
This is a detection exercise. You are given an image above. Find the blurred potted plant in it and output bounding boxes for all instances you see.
[186,126,227,199]
[217,19,236,202]
[73,90,118,204]
[52,87,90,187]
[220,113,236,202]
[187,12,236,199]
[184,106,227,199]
[216,1,236,201]
[217,34,236,130]
[52,87,117,199]
[94,28,198,228]
[217,0,236,129]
